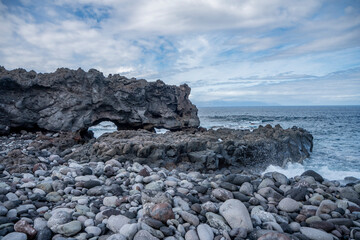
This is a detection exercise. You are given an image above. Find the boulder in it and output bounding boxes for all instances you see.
[219,199,253,232]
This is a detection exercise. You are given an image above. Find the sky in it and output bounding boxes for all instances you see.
[0,0,359,106]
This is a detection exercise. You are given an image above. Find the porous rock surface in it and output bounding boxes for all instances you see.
[65,124,313,171]
[0,67,199,134]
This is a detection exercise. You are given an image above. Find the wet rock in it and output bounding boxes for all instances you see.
[301,170,324,182]
[272,172,289,185]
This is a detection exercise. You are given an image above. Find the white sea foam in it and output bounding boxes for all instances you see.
[89,121,117,138]
[155,128,169,134]
[263,162,360,181]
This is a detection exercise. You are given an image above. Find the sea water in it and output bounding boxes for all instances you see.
[199,106,360,180]
[90,106,360,181]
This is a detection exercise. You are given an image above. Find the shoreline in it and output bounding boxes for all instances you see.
[0,130,359,240]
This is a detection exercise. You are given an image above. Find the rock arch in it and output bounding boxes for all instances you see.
[0,67,200,135]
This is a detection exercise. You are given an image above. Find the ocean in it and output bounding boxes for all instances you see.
[199,106,360,180]
[90,106,360,181]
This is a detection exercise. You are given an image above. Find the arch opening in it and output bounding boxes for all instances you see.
[88,120,117,138]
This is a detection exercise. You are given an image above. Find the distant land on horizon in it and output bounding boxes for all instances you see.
[195,102,360,108]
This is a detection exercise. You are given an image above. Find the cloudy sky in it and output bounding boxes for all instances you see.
[1,0,359,106]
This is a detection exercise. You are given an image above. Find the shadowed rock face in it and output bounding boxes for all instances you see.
[0,67,200,134]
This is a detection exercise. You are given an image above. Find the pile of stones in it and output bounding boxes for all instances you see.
[0,132,359,240]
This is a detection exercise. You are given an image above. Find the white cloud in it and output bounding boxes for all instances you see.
[0,0,359,105]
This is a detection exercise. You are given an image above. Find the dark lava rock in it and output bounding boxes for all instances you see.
[109,184,124,195]
[339,187,360,202]
[0,217,10,224]
[83,180,101,189]
[0,67,199,134]
[279,223,293,234]
[309,221,335,232]
[102,209,121,217]
[286,187,308,201]
[229,175,251,186]
[220,182,238,191]
[327,218,353,227]
[80,167,93,176]
[233,192,251,202]
[144,217,164,229]
[36,227,52,240]
[160,226,175,236]
[301,170,324,182]
[194,185,208,194]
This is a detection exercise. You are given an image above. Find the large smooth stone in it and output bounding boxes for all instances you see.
[219,199,253,232]
[278,198,300,212]
[56,221,82,236]
[2,232,27,240]
[300,227,334,240]
[196,224,213,240]
[301,170,324,182]
[107,215,131,233]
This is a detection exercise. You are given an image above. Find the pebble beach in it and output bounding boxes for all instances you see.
[1,131,360,240]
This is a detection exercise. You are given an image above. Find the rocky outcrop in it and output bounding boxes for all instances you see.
[0,67,200,135]
[63,124,313,171]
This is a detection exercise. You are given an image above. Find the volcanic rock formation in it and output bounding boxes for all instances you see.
[63,124,313,171]
[0,67,200,135]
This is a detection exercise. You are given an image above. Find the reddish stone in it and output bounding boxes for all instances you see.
[33,163,47,172]
[295,214,307,222]
[150,203,175,223]
[258,232,291,240]
[348,205,360,213]
[309,221,335,232]
[14,219,37,239]
[138,168,150,177]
